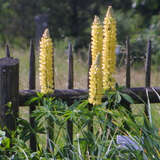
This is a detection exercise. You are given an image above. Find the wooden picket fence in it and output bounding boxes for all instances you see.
[0,38,160,152]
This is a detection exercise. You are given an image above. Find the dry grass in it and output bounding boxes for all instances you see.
[1,45,160,90]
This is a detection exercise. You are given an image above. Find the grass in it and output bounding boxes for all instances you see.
[0,41,160,127]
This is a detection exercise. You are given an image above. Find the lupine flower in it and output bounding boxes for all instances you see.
[89,54,103,105]
[88,16,103,105]
[39,28,54,94]
[91,16,103,64]
[102,6,117,90]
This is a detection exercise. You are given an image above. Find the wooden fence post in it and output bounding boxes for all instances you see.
[125,37,132,112]
[29,40,37,151]
[0,56,19,132]
[145,40,151,88]
[67,42,73,159]
[145,40,152,123]
[6,44,10,58]
[126,37,131,88]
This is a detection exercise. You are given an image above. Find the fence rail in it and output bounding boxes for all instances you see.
[19,87,160,106]
[0,38,159,152]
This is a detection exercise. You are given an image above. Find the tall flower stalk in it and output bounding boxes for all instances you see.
[89,16,103,105]
[89,54,103,105]
[102,6,117,90]
[39,28,54,94]
[91,16,103,64]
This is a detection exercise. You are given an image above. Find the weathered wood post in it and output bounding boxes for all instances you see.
[29,40,37,151]
[67,42,73,142]
[124,37,134,130]
[67,42,73,159]
[126,37,131,89]
[6,44,10,58]
[125,37,132,112]
[145,40,152,123]
[0,55,19,132]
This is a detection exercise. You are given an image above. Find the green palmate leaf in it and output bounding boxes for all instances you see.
[120,92,134,104]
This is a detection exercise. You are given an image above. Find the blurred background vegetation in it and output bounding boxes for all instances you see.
[0,0,160,88]
[0,0,160,63]
[1,0,160,138]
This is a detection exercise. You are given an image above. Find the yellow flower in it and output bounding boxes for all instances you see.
[39,28,54,94]
[88,16,103,105]
[89,54,103,105]
[91,16,103,64]
[102,6,117,90]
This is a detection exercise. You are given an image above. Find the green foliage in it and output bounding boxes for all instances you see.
[1,91,160,159]
[108,107,160,159]
[0,0,103,47]
[0,0,160,58]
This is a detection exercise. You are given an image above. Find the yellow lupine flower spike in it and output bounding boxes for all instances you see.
[102,6,117,90]
[89,53,103,105]
[91,16,103,64]
[39,28,54,94]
